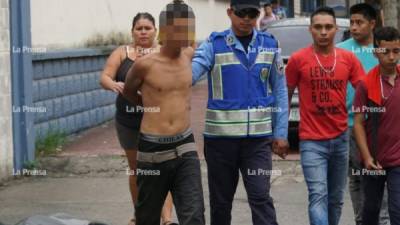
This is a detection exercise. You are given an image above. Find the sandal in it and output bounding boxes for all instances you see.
[128,218,136,225]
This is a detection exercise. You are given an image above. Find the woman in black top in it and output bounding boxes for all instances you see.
[100,13,177,225]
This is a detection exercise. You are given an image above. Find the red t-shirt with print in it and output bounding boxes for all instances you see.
[286,45,364,140]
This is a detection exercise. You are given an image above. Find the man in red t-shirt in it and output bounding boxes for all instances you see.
[353,26,400,225]
[285,7,364,225]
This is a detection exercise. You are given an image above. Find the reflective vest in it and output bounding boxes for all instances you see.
[205,29,278,138]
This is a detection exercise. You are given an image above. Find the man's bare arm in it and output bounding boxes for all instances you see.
[123,59,147,105]
[353,113,382,170]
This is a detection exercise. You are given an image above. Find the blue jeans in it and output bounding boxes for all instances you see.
[300,131,349,225]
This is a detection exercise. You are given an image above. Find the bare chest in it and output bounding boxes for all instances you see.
[144,62,192,92]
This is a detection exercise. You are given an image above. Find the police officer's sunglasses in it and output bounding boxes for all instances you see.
[233,8,260,19]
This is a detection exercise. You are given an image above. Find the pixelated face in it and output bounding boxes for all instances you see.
[374,40,400,70]
[350,14,375,43]
[159,3,195,48]
[309,14,337,47]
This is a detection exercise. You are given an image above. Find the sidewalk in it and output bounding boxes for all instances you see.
[0,158,355,225]
[0,80,356,225]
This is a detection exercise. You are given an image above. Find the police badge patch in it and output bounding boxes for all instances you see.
[226,35,235,46]
[260,68,269,82]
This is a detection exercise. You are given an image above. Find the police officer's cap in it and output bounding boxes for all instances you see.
[231,0,261,11]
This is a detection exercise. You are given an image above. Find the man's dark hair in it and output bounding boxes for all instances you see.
[310,6,336,24]
[373,26,400,48]
[350,3,377,21]
[263,3,272,8]
[159,0,195,27]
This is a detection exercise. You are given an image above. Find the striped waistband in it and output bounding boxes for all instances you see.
[140,127,193,144]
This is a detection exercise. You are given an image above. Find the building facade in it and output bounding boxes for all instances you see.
[0,0,14,182]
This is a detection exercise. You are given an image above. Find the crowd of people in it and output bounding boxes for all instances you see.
[99,0,400,225]
[259,0,287,31]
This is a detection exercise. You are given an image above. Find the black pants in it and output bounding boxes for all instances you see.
[135,135,205,225]
[204,137,278,225]
[362,167,400,225]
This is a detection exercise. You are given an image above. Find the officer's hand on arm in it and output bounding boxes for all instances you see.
[192,40,214,85]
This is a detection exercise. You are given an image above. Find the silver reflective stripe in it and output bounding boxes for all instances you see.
[215,53,241,65]
[204,122,247,136]
[204,108,273,136]
[211,65,223,99]
[206,108,273,123]
[205,121,272,136]
[211,53,241,100]
[248,108,272,122]
[206,109,248,123]
[255,51,274,64]
[249,121,273,135]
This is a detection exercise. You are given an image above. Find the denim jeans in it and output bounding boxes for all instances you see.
[300,131,349,225]
[362,167,400,225]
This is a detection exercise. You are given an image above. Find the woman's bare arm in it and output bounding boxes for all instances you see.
[99,46,125,93]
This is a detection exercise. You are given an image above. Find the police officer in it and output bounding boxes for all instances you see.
[192,0,289,224]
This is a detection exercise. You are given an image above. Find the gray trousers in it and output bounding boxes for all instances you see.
[348,129,390,225]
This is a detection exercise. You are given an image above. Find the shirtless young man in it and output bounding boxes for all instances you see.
[123,1,205,225]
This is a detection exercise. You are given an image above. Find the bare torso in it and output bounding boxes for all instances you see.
[139,48,193,135]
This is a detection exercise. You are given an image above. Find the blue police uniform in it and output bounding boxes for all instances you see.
[192,28,288,225]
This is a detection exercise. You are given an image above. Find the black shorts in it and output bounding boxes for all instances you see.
[115,120,140,150]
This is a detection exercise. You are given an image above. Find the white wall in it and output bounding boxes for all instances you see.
[31,0,232,49]
[0,0,14,182]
